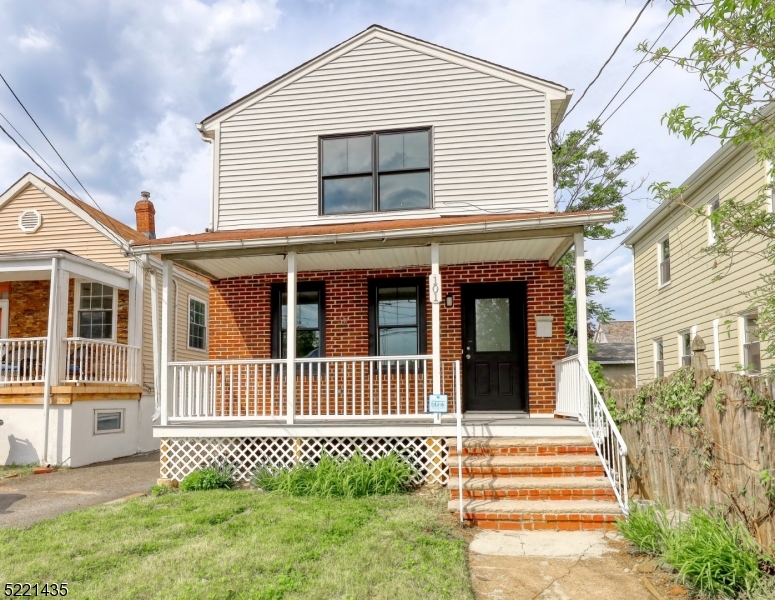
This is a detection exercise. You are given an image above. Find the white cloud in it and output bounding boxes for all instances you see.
[14,27,54,51]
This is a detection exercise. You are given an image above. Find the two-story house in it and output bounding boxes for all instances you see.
[0,173,209,467]
[624,137,773,384]
[132,25,627,529]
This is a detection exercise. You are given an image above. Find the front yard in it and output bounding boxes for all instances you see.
[0,490,473,600]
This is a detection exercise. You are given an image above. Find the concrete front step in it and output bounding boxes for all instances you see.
[446,436,596,457]
[448,476,615,501]
[448,499,622,531]
[448,454,606,477]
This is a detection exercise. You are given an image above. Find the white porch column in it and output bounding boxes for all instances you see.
[574,232,588,369]
[431,243,441,395]
[159,259,174,426]
[41,258,67,465]
[286,251,297,425]
[128,260,144,385]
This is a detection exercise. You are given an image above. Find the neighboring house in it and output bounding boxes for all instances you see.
[624,139,773,384]
[566,321,636,389]
[0,173,209,467]
[132,25,627,528]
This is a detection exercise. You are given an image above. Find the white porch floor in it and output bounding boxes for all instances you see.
[153,414,587,438]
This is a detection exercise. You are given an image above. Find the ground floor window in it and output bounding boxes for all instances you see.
[679,330,692,367]
[742,313,760,373]
[188,296,207,350]
[272,282,325,358]
[368,278,426,356]
[654,338,664,378]
[94,409,124,434]
[78,282,114,340]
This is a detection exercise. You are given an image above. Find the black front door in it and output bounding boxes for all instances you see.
[461,283,527,412]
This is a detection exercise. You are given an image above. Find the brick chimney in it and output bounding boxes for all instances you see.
[134,191,156,239]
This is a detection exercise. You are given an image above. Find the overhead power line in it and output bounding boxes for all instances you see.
[0,122,61,184]
[559,0,652,126]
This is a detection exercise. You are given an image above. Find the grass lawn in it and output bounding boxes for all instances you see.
[0,463,38,478]
[0,490,473,600]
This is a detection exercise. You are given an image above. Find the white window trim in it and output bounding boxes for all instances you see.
[657,236,671,289]
[93,408,124,435]
[738,309,760,373]
[73,281,118,342]
[187,294,208,352]
[707,196,720,246]
[678,329,692,368]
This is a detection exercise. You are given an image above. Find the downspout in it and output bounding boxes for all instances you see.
[41,256,59,466]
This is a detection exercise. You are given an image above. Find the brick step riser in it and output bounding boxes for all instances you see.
[450,447,597,457]
[450,489,616,501]
[450,466,606,477]
[455,517,619,531]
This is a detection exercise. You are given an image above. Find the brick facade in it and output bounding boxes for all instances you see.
[7,279,128,343]
[209,260,564,415]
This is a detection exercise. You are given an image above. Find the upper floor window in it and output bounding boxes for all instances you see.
[654,338,664,378]
[188,297,207,351]
[658,238,671,286]
[707,196,720,245]
[78,282,114,340]
[679,330,692,367]
[320,130,431,215]
[742,313,760,373]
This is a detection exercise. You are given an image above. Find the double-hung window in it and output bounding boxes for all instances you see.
[679,331,692,367]
[272,282,325,359]
[659,238,671,286]
[78,282,114,340]
[188,297,207,351]
[368,278,426,357]
[654,338,664,378]
[743,313,761,373]
[320,129,431,215]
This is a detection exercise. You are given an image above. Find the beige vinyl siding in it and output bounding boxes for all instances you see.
[216,37,551,229]
[0,184,129,270]
[633,144,771,382]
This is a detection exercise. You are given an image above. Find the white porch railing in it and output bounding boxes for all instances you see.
[63,338,141,385]
[167,355,462,422]
[0,338,47,384]
[555,355,628,513]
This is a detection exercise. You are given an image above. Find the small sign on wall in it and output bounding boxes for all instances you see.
[429,273,442,304]
[428,393,449,413]
[535,315,553,338]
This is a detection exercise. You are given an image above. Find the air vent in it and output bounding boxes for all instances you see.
[18,209,42,233]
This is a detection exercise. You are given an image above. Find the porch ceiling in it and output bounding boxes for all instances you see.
[172,236,568,279]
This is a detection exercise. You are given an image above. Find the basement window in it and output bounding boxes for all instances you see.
[94,409,124,434]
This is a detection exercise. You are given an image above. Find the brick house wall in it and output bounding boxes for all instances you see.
[209,260,564,415]
[8,279,129,344]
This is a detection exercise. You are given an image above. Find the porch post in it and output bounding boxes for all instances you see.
[285,251,297,425]
[128,260,144,385]
[159,259,174,426]
[41,258,67,465]
[431,243,441,395]
[574,231,588,369]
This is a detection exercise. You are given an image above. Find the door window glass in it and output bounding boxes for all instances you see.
[475,297,510,352]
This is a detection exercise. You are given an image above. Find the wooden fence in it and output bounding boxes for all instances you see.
[612,370,775,546]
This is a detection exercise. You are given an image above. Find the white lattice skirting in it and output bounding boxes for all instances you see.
[160,437,449,486]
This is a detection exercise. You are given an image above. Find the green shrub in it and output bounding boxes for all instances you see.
[150,484,175,497]
[180,462,236,492]
[253,451,415,498]
[617,502,674,555]
[665,508,764,597]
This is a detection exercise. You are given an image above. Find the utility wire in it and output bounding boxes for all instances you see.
[0,73,130,245]
[0,110,80,198]
[559,0,652,126]
[0,122,61,184]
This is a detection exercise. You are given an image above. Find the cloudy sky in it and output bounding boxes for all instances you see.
[0,0,721,319]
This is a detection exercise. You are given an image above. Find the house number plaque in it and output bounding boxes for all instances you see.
[429,273,442,304]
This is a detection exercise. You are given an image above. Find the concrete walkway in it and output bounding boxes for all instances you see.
[0,451,160,528]
[469,529,680,600]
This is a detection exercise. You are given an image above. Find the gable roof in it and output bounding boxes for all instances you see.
[0,172,147,250]
[593,321,634,345]
[198,24,571,131]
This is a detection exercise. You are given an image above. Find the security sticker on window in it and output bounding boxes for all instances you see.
[428,394,448,413]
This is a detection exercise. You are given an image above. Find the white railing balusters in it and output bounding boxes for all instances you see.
[0,338,48,384]
[555,355,628,514]
[61,338,140,385]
